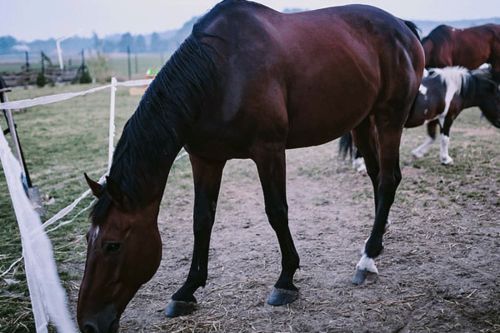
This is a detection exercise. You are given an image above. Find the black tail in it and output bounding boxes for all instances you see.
[338,132,354,160]
[404,20,421,42]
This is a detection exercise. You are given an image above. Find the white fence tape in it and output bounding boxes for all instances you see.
[0,79,152,110]
[108,78,117,171]
[0,123,77,333]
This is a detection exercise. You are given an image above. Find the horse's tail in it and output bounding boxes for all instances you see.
[338,132,354,160]
[404,20,421,42]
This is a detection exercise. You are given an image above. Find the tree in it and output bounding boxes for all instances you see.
[135,35,146,53]
[150,32,162,52]
[92,32,102,52]
[118,33,133,52]
[0,36,17,53]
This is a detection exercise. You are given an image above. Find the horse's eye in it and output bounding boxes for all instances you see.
[103,242,122,253]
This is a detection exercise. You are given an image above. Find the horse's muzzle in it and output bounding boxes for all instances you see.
[79,304,118,333]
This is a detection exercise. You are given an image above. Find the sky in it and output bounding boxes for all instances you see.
[2,0,499,41]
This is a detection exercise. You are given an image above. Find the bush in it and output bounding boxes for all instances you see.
[36,72,46,87]
[79,68,92,84]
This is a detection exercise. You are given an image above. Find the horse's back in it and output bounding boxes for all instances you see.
[424,23,500,69]
[189,1,423,155]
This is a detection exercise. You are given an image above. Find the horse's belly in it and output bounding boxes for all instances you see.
[285,106,369,148]
[285,80,377,148]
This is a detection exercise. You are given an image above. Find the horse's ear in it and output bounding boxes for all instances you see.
[105,176,127,207]
[84,173,103,197]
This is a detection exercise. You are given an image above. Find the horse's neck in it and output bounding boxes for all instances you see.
[109,113,185,206]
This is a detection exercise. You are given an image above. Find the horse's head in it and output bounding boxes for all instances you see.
[472,69,500,128]
[77,174,162,333]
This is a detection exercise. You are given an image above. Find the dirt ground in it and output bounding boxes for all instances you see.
[68,112,499,333]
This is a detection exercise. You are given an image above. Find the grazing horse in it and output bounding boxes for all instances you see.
[408,67,500,164]
[77,1,424,332]
[422,24,500,81]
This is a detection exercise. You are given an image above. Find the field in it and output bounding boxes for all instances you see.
[0,52,168,81]
[0,84,499,332]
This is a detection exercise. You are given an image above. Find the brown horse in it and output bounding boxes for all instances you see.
[77,1,424,332]
[422,24,500,81]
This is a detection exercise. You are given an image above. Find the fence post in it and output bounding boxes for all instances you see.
[127,46,132,80]
[1,92,31,188]
[108,77,117,172]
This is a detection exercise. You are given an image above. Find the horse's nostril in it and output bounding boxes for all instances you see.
[83,322,99,333]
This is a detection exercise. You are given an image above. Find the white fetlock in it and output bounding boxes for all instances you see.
[412,148,425,158]
[412,137,434,158]
[356,254,378,274]
[352,157,366,173]
[440,155,454,165]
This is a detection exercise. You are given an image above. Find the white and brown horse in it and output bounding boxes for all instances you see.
[407,66,500,164]
[340,66,499,166]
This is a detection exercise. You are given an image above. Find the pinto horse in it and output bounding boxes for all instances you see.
[77,1,424,332]
[408,67,500,164]
[422,24,500,81]
[340,66,500,166]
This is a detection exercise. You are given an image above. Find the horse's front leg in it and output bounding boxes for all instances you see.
[439,116,454,165]
[165,155,225,317]
[254,148,300,306]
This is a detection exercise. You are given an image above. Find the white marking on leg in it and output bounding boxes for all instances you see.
[356,254,379,274]
[352,157,366,173]
[419,84,428,96]
[412,136,435,158]
[440,134,453,165]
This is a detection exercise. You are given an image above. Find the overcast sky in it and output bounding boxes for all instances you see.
[2,0,499,41]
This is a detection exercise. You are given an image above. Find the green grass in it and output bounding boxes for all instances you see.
[0,84,142,332]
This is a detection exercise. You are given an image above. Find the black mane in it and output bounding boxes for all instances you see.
[90,33,219,224]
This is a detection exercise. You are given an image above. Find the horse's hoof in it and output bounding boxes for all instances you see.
[267,287,299,306]
[164,300,197,318]
[352,268,377,285]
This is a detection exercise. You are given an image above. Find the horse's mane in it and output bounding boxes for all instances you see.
[90,32,219,224]
[428,66,470,96]
[422,24,452,46]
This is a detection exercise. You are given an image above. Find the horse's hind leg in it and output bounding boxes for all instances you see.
[351,117,382,284]
[352,113,404,285]
[254,148,300,306]
[165,155,225,317]
[412,119,438,158]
